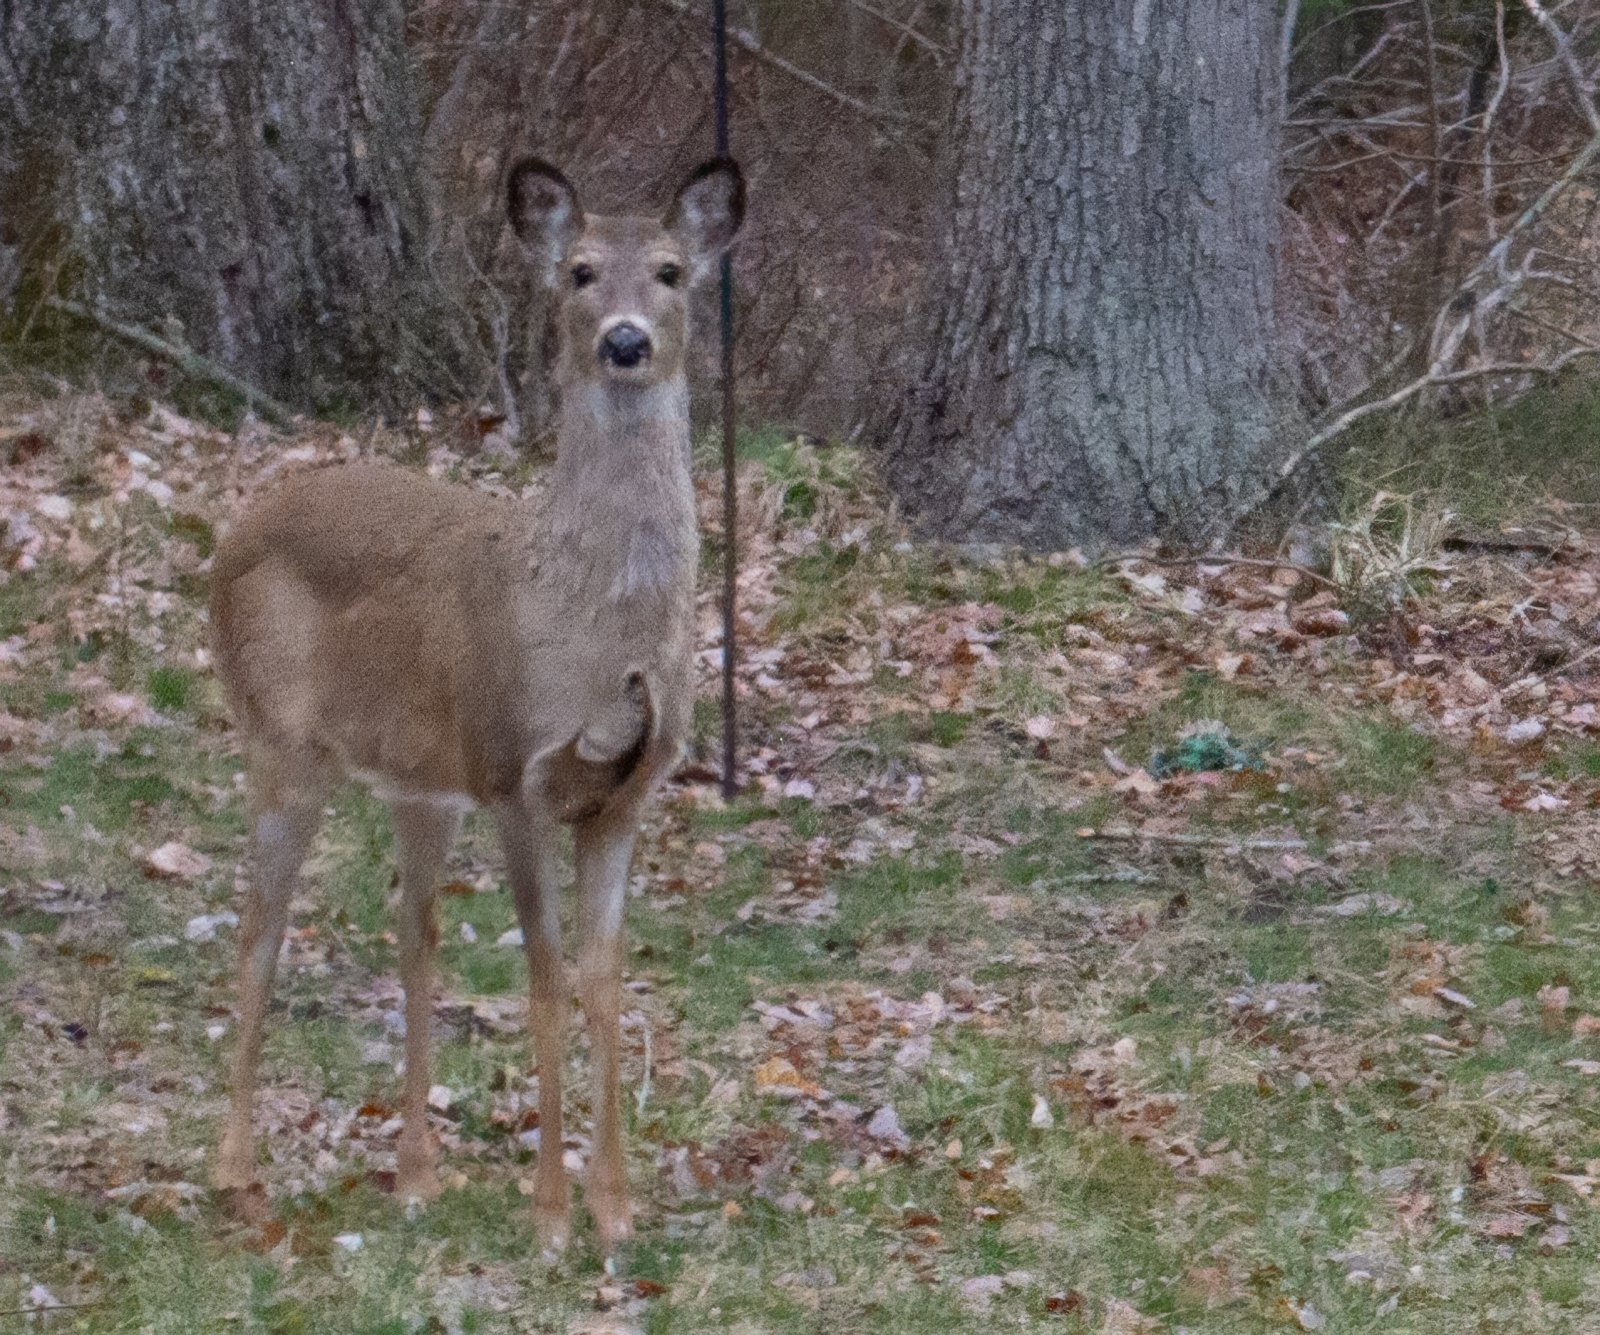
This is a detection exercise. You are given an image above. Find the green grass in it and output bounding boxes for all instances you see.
[9,420,1600,1334]
[1338,372,1600,527]
[147,664,197,712]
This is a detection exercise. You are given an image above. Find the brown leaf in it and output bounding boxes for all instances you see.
[143,841,211,881]
[752,1056,823,1099]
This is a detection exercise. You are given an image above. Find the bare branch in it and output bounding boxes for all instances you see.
[45,296,296,429]
[1281,0,1300,96]
[1483,0,1511,241]
[652,0,921,138]
[842,0,949,60]
[1520,0,1600,133]
[1266,344,1600,497]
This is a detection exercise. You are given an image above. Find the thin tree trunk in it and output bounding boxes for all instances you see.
[886,0,1286,549]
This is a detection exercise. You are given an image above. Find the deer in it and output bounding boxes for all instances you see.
[207,155,745,1254]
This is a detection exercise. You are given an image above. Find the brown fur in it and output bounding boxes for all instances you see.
[209,156,744,1254]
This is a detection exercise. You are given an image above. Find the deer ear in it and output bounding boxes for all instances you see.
[664,158,745,283]
[508,158,583,278]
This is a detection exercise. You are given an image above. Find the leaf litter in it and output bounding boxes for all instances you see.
[3,394,1600,1328]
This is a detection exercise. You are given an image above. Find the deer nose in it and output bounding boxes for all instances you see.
[599,323,652,368]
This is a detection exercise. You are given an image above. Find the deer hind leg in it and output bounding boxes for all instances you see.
[574,804,640,1253]
[391,798,463,1201]
[495,800,571,1252]
[217,766,325,1190]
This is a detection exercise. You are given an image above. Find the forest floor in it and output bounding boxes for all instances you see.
[5,391,1600,1334]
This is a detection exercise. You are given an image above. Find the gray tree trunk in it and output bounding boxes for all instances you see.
[886,0,1286,549]
[2,0,460,413]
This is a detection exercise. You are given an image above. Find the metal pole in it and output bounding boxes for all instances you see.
[714,0,738,800]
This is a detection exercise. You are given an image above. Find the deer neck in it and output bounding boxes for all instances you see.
[541,376,698,604]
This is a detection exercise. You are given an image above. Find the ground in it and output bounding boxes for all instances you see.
[5,391,1600,1333]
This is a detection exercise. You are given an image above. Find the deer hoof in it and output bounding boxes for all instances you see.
[396,1136,442,1202]
[591,1195,634,1253]
[534,1204,571,1256]
[215,1132,260,1191]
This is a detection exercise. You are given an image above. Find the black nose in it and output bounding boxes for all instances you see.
[600,323,651,368]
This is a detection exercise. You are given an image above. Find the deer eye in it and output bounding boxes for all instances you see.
[570,263,596,289]
[656,263,682,289]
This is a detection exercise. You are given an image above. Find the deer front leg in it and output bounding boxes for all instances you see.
[495,801,572,1253]
[391,799,461,1202]
[574,807,640,1253]
[218,798,322,1190]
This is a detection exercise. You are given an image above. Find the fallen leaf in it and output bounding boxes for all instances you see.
[183,910,238,942]
[144,841,211,881]
[753,1056,823,1100]
[958,1275,1004,1312]
[866,1103,909,1149]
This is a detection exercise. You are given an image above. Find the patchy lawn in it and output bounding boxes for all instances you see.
[4,393,1600,1333]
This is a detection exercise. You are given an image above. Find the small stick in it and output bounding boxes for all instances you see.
[1043,869,1161,886]
[1077,827,1308,852]
[1102,552,1339,590]
[635,1019,653,1117]
[44,296,295,429]
[0,1300,107,1319]
[1552,641,1600,678]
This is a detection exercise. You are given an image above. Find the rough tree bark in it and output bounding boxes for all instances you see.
[2,0,460,413]
[886,0,1285,548]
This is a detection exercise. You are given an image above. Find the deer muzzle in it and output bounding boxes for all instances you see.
[598,321,652,369]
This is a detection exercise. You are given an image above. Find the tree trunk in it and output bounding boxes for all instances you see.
[3,0,460,413]
[886,0,1286,549]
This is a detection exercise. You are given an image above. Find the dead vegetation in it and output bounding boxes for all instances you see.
[3,389,1600,1330]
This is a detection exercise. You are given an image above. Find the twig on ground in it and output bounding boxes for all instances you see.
[1077,827,1308,852]
[1552,641,1600,678]
[44,296,295,429]
[0,1301,107,1319]
[1043,869,1161,886]
[635,1020,653,1117]
[1440,533,1571,558]
[1102,552,1339,590]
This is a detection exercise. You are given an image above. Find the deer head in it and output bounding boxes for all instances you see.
[508,157,745,390]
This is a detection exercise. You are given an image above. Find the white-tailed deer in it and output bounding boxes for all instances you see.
[209,156,744,1253]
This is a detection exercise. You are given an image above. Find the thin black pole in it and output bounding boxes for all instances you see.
[714,0,738,800]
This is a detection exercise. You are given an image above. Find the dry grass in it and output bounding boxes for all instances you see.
[4,395,1600,1331]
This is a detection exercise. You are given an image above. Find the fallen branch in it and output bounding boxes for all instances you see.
[1102,552,1339,590]
[1552,641,1600,678]
[1044,869,1161,886]
[44,296,295,429]
[1077,827,1308,852]
[1440,532,1571,558]
[0,1300,107,1319]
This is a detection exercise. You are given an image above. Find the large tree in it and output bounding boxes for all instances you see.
[886,0,1286,548]
[1,0,461,413]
